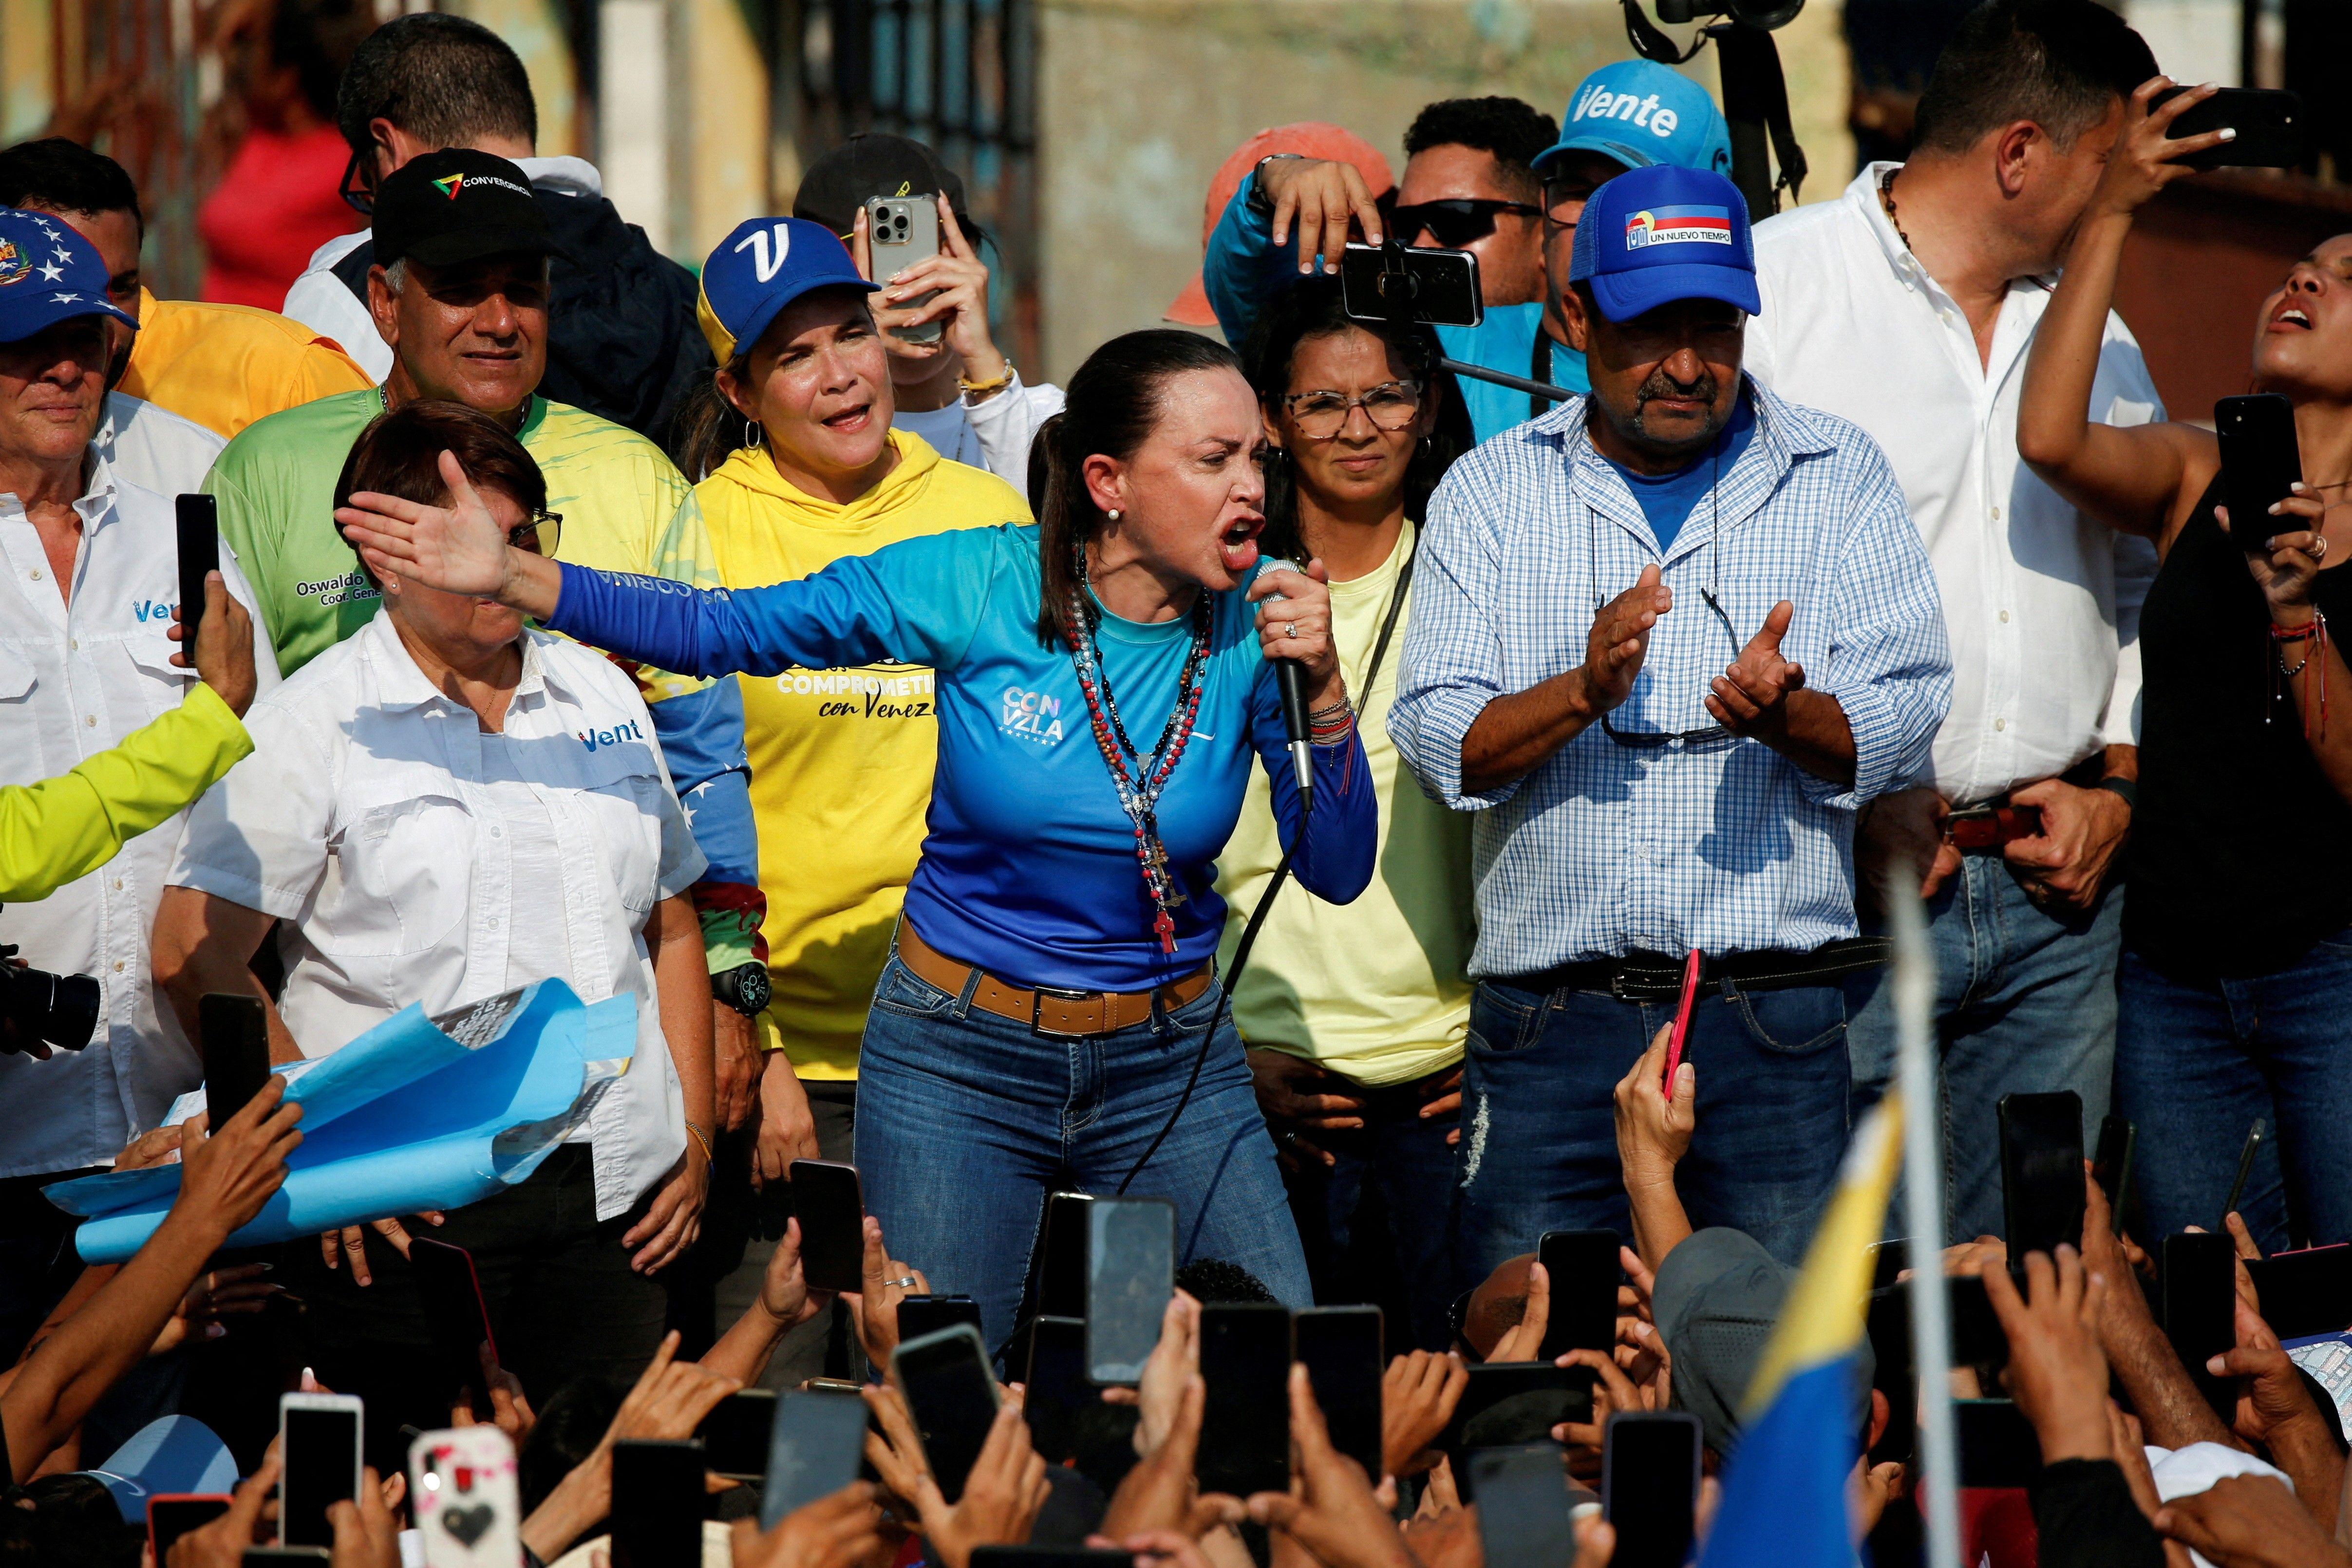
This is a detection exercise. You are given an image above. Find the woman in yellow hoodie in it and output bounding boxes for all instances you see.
[675,217,1030,1356]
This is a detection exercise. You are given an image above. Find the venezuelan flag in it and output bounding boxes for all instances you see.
[1695,1094,1905,1568]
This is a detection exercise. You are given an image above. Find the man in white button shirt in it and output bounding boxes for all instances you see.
[1744,0,2163,1242]
[0,208,278,1357]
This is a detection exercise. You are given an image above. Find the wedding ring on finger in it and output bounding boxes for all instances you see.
[2314,536,2330,561]
[885,1275,919,1289]
[1280,622,1296,641]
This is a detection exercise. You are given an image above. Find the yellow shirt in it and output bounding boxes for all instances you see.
[118,289,371,440]
[1214,520,1475,1085]
[696,431,1030,1077]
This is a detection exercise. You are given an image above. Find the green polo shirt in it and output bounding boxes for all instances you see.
[203,388,718,680]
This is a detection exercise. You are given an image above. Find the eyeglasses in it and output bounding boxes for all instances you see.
[1281,381,1424,439]
[338,147,374,217]
[508,511,562,557]
[1389,198,1541,249]
[1586,494,1746,749]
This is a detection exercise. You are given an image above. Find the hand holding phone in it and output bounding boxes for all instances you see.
[892,1324,1000,1503]
[788,1160,866,1293]
[278,1392,364,1549]
[1534,1231,1619,1366]
[610,1439,705,1568]
[409,1238,498,1418]
[1196,1303,1293,1498]
[2163,1231,2239,1416]
[1603,1411,1702,1568]
[1661,949,1701,1096]
[1293,1307,1383,1480]
[2153,85,2302,171]
[761,1390,870,1528]
[867,196,943,344]
[198,992,270,1127]
[1086,1196,1174,1385]
[1998,1092,2085,1261]
[176,494,220,641]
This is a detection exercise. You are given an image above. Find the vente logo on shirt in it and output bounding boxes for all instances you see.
[131,599,176,623]
[577,717,645,752]
[999,686,1065,747]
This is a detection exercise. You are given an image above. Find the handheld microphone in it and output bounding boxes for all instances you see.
[1258,557,1315,805]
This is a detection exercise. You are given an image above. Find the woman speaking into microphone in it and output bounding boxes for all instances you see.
[338,326,1374,1345]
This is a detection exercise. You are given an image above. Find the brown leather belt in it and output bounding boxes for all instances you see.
[1945,803,2042,853]
[897,922,1214,1039]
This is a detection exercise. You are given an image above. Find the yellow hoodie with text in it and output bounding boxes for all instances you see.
[698,430,1031,1077]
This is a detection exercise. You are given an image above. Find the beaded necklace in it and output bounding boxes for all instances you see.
[1061,539,1216,953]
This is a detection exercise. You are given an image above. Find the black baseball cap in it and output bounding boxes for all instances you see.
[372,149,555,269]
[793,133,970,237]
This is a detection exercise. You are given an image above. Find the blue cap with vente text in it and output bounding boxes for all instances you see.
[0,207,136,346]
[696,216,879,363]
[1569,164,1760,323]
[1537,60,1733,180]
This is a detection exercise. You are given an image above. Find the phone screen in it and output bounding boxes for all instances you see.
[150,1497,232,1562]
[1197,1304,1292,1498]
[1022,1316,1090,1465]
[280,1403,360,1548]
[789,1160,866,1293]
[760,1390,869,1528]
[1955,1398,2041,1489]
[1999,1092,2085,1261]
[894,1325,1000,1503]
[1086,1197,1173,1384]
[1469,1444,1574,1568]
[198,993,269,1127]
[1338,242,1484,329]
[1535,1230,1620,1364]
[1036,1193,1093,1321]
[1947,1273,2013,1367]
[1443,1366,1595,1499]
[2165,1231,2239,1410]
[1294,1307,1383,1479]
[2247,1244,2352,1341]
[1602,1413,1700,1568]
[896,1296,983,1345]
[408,1238,497,1414]
[176,493,219,642]
[610,1439,705,1568]
[695,1389,777,1482]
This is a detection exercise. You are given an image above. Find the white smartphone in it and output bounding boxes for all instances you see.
[408,1426,522,1568]
[278,1391,364,1549]
[867,194,942,344]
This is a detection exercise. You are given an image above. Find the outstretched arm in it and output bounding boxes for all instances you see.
[2017,78,2231,541]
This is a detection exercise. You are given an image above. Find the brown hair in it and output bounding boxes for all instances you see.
[332,399,546,588]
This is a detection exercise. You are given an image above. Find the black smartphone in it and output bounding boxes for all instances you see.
[1947,1273,2013,1367]
[1294,1305,1383,1479]
[893,1324,1000,1503]
[788,1159,866,1293]
[610,1438,706,1568]
[1535,1230,1619,1364]
[176,493,219,642]
[2216,393,2304,553]
[2154,86,2302,171]
[1021,1315,1091,1465]
[1197,1303,1293,1498]
[408,1236,498,1416]
[696,1388,777,1482]
[897,1295,984,1345]
[1469,1443,1575,1568]
[1998,1091,2085,1261]
[277,1394,362,1549]
[1339,242,1484,329]
[2093,1116,2137,1234]
[1955,1399,2041,1489]
[1443,1364,1595,1496]
[149,1495,232,1564]
[2222,1120,2267,1230]
[2248,1244,2352,1340]
[1602,1411,1702,1568]
[1035,1191,1094,1321]
[2164,1231,2239,1413]
[197,992,270,1128]
[759,1389,869,1527]
[1086,1196,1174,1384]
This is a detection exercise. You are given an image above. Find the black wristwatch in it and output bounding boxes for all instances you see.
[1245,153,1305,217]
[712,961,771,1018]
[2095,776,2139,813]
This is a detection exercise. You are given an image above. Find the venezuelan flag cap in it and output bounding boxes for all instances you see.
[1568,162,1759,324]
[372,148,555,270]
[0,206,136,344]
[696,216,878,364]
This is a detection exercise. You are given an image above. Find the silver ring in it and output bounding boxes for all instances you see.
[2314,537,2329,561]
[885,1275,918,1289]
[1280,622,1295,641]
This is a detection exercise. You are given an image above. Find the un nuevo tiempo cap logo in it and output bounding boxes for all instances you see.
[1623,205,1733,251]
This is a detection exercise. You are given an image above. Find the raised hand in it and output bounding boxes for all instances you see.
[335,449,557,615]
[2094,79,2234,221]
[1706,599,1805,738]
[2224,486,2333,626]
[1582,565,1672,714]
[1256,158,1386,275]
[844,1215,930,1368]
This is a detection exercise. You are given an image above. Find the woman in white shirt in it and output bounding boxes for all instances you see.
[151,401,715,1454]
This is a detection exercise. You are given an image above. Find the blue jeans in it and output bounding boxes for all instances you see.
[854,954,1311,1359]
[1845,856,2121,1244]
[1282,1073,1461,1350]
[2115,933,2352,1253]
[1454,976,1850,1281]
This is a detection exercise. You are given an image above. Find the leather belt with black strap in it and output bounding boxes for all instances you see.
[1497,937,1891,1005]
[896,922,1213,1039]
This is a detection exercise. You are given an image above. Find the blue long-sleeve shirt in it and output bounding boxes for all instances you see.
[548,524,1375,992]
[1201,176,1588,443]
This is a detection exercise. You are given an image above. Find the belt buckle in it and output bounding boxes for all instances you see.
[1032,986,1100,1038]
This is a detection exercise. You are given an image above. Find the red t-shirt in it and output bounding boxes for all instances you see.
[197,123,360,310]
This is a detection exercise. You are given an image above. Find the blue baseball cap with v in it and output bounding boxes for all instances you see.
[0,207,136,346]
[696,216,879,363]
[1537,60,1733,180]
[1569,164,1760,322]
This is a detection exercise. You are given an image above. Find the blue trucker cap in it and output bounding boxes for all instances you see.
[1569,164,1760,323]
[696,216,879,363]
[1537,60,1733,180]
[0,207,136,345]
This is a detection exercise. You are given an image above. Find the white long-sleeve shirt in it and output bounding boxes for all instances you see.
[1745,164,2163,805]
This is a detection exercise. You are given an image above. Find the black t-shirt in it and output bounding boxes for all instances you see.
[2126,474,2352,977]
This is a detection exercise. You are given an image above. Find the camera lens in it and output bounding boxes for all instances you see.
[1,962,101,1053]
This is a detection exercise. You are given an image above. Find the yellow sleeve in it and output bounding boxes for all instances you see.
[292,340,373,403]
[0,684,254,903]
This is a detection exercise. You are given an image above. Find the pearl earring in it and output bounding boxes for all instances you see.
[1107,508,1122,522]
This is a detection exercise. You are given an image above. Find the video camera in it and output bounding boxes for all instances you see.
[2,921,101,1056]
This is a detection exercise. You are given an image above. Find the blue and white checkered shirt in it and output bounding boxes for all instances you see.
[1389,379,1952,977]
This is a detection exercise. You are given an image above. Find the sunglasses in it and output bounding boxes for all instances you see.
[508,512,562,557]
[338,147,375,217]
[1389,198,1541,248]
